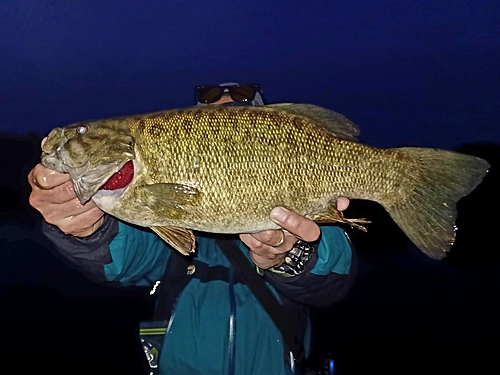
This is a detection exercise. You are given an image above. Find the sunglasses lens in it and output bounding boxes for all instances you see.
[197,86,224,103]
[230,85,257,102]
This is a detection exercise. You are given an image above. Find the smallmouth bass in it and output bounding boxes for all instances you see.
[41,104,489,259]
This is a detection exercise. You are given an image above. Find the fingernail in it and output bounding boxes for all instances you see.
[270,207,287,223]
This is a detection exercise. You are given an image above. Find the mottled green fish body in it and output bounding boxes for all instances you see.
[41,104,489,258]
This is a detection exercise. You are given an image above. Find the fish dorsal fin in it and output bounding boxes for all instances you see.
[266,103,360,141]
[151,226,196,255]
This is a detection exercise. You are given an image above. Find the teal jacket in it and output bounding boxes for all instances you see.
[43,216,357,375]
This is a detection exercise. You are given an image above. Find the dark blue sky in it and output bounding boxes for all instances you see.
[1,0,499,149]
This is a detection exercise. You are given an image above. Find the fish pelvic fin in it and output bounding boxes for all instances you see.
[384,148,490,260]
[151,226,196,255]
[266,103,360,141]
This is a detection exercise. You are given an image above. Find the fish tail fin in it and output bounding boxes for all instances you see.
[383,147,489,260]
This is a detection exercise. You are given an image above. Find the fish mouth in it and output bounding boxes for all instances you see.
[72,159,134,203]
[42,145,134,204]
[99,160,134,191]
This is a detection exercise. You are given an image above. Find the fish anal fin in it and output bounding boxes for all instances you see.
[151,226,196,255]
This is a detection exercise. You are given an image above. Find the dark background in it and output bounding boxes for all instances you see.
[1,1,499,374]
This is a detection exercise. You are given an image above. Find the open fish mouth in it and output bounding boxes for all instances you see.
[99,160,135,191]
[42,144,135,203]
[71,159,134,203]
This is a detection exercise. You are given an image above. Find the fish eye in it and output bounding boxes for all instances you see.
[76,125,89,135]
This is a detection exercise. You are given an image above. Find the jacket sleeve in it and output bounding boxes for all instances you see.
[42,215,171,287]
[263,225,358,307]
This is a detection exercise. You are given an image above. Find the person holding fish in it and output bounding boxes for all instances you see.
[26,82,362,374]
[29,80,489,373]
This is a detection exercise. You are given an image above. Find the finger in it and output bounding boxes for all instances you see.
[274,230,285,246]
[248,228,298,249]
[249,251,286,270]
[246,229,286,247]
[270,207,320,242]
[44,197,100,222]
[30,163,71,190]
[240,233,287,269]
[29,179,80,207]
[49,206,105,236]
[239,233,283,257]
[337,196,350,211]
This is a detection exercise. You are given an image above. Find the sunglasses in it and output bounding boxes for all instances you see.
[195,84,261,104]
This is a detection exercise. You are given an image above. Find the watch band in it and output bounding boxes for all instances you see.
[269,239,315,277]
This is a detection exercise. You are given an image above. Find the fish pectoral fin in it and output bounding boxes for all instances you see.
[312,203,370,232]
[140,183,201,218]
[150,226,196,255]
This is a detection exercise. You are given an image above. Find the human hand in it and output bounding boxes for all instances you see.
[239,197,350,269]
[28,139,105,237]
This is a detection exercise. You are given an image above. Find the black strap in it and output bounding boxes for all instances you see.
[215,238,304,362]
[151,239,304,362]
[153,251,193,321]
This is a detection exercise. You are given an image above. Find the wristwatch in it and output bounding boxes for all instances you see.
[269,239,315,277]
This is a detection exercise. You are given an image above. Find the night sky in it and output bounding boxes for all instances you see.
[1,1,499,374]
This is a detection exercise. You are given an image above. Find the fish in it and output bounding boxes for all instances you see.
[40,103,489,259]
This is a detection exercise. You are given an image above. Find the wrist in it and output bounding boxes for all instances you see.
[268,240,315,277]
[72,216,106,238]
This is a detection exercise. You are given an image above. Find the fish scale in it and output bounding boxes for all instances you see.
[41,103,489,258]
[135,111,337,218]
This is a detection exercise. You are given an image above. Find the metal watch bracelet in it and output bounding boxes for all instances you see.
[269,239,315,277]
